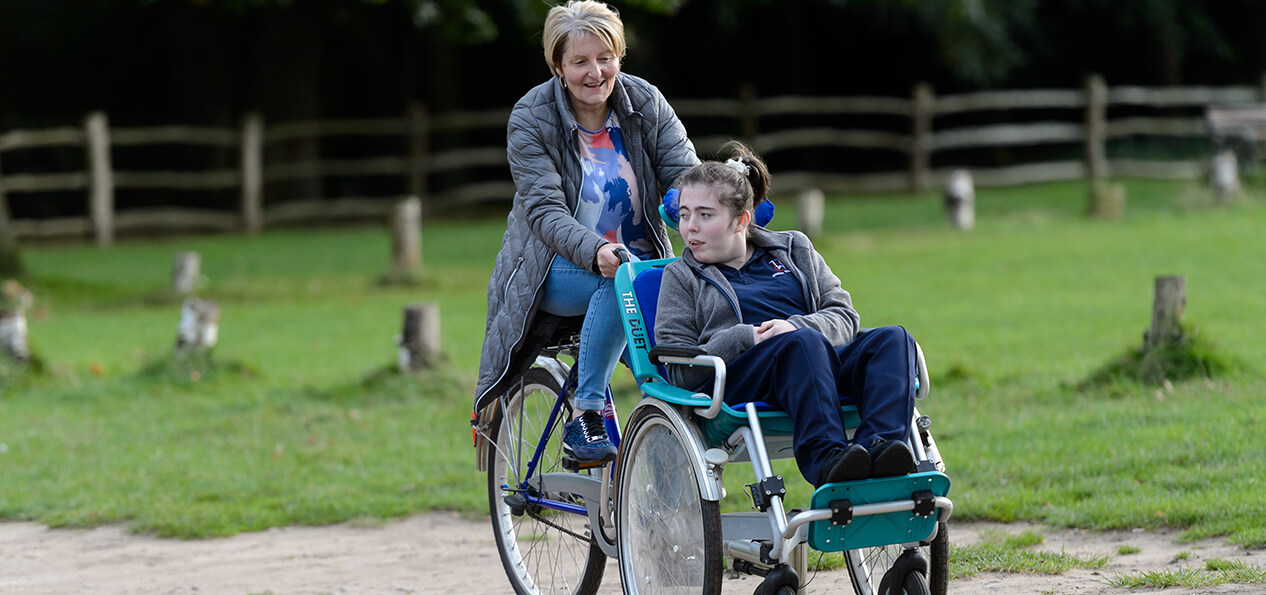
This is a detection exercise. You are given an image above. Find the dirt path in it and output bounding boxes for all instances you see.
[1,513,1260,594]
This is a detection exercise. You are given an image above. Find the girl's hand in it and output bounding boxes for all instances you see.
[753,319,796,344]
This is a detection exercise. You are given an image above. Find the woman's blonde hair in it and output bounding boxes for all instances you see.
[542,1,627,73]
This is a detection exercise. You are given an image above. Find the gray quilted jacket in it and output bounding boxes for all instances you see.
[474,73,698,411]
[654,226,861,391]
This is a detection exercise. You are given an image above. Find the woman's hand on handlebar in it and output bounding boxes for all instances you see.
[595,243,629,278]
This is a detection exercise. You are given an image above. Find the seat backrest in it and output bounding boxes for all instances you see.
[614,258,676,382]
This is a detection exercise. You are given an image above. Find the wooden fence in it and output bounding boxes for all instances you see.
[2,74,1263,244]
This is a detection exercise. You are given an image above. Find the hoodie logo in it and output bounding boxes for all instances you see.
[769,258,788,278]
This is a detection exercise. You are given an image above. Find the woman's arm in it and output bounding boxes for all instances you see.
[506,104,607,272]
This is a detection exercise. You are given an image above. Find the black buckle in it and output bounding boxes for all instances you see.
[829,499,854,526]
[912,490,936,517]
[746,475,786,512]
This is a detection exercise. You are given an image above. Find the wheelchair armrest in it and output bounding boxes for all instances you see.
[647,347,728,419]
[915,341,930,399]
[649,344,705,365]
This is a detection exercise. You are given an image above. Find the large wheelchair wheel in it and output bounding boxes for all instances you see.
[616,406,722,594]
[487,367,606,595]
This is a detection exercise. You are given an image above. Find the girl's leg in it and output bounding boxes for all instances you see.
[723,328,850,485]
[832,326,917,447]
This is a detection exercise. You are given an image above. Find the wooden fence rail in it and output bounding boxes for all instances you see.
[2,74,1263,244]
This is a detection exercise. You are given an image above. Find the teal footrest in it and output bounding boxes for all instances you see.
[808,471,950,552]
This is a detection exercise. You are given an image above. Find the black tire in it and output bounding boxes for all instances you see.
[901,570,931,595]
[487,367,606,595]
[616,406,722,594]
[928,522,949,595]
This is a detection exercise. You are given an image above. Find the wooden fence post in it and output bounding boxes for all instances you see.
[910,83,934,194]
[1084,74,1124,217]
[0,152,22,277]
[408,102,430,208]
[739,84,759,145]
[398,302,440,372]
[175,297,219,353]
[84,111,114,246]
[0,280,31,364]
[1145,275,1186,349]
[390,196,422,280]
[796,188,824,238]
[1210,149,1239,203]
[240,113,263,234]
[944,169,975,231]
[172,251,201,295]
[1084,74,1108,183]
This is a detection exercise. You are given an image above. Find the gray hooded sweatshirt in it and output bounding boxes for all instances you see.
[654,226,861,391]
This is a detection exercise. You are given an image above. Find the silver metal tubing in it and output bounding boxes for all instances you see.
[739,404,793,562]
[781,497,954,541]
[723,539,768,566]
[909,409,929,463]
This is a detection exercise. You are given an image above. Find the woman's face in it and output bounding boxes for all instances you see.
[555,32,620,115]
[678,183,751,269]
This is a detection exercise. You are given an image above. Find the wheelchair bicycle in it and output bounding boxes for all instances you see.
[473,257,953,595]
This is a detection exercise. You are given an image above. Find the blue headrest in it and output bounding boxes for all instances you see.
[660,188,775,231]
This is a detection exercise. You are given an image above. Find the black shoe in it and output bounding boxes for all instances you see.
[867,440,916,477]
[562,411,618,464]
[817,444,871,487]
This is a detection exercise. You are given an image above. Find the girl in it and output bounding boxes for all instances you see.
[654,142,918,487]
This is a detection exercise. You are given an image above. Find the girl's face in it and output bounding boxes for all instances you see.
[678,183,751,269]
[555,33,620,116]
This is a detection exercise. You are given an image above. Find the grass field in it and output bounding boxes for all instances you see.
[1,178,1263,559]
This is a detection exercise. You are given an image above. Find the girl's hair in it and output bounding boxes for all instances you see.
[542,1,627,74]
[676,140,771,222]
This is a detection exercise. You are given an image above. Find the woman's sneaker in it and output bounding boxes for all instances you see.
[563,410,618,464]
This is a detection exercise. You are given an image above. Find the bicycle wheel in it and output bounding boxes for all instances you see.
[845,521,948,595]
[616,406,722,594]
[487,367,606,595]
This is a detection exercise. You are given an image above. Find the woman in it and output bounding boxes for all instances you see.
[654,142,918,487]
[475,1,698,463]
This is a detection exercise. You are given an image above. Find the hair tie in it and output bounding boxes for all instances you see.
[723,158,751,176]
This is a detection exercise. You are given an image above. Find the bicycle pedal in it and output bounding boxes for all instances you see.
[561,456,609,471]
[503,493,528,516]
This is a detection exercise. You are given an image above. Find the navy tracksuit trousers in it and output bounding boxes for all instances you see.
[722,325,917,485]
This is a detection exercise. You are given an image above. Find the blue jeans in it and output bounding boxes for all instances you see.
[539,255,628,411]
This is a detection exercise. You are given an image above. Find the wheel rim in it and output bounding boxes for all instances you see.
[618,416,707,594]
[490,375,599,594]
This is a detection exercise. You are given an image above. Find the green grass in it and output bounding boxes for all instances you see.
[2,177,1265,552]
[948,529,1111,578]
[1107,558,1266,588]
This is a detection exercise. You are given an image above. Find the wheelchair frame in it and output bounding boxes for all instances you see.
[610,258,953,595]
[475,257,953,595]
